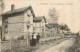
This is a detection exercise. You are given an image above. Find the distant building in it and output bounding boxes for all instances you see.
[2,4,35,40]
[33,16,46,38]
[45,23,58,37]
[45,25,51,37]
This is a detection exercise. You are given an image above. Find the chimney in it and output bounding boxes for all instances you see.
[11,4,15,12]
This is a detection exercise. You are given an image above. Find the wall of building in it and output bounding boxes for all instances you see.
[33,22,41,32]
[2,14,24,40]
[8,14,24,40]
[2,17,8,40]
[2,8,34,41]
[23,9,34,39]
[45,25,57,38]
[45,30,51,38]
[50,28,57,36]
[33,19,46,38]
[41,19,46,38]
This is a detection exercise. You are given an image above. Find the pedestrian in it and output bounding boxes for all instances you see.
[36,33,40,44]
[33,32,37,39]
[30,33,37,46]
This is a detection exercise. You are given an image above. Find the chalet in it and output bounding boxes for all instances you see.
[2,4,35,40]
[33,16,46,38]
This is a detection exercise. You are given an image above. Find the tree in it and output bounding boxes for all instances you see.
[60,24,70,31]
[48,8,59,23]
[0,0,5,25]
[65,24,70,31]
[0,0,5,14]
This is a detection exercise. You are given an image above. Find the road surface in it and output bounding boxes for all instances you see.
[41,38,76,52]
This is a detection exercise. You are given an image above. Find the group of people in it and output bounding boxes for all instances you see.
[30,33,40,46]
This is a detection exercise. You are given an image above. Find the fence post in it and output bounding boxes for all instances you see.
[27,35,29,46]
[10,32,12,50]
[75,33,80,52]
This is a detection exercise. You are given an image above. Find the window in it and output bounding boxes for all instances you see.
[27,11,31,17]
[4,17,8,22]
[5,24,8,33]
[27,14,30,17]
[27,26,30,30]
[4,28,8,33]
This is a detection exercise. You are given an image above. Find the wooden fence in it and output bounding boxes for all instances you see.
[1,40,28,52]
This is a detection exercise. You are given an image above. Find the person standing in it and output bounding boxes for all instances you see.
[33,32,37,39]
[36,33,40,44]
[30,33,37,46]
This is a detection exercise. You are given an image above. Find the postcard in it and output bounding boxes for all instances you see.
[0,0,80,52]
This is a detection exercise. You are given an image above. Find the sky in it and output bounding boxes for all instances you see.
[1,0,80,32]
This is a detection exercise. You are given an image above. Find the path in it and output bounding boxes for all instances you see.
[41,38,76,52]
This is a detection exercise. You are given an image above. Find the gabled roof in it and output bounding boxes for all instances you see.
[45,24,53,29]
[45,23,60,29]
[2,6,35,17]
[45,25,50,31]
[33,16,46,22]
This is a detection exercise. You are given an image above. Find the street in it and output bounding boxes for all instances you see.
[2,38,76,52]
[40,38,76,52]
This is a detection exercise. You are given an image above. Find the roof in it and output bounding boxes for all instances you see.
[45,23,60,29]
[45,26,50,31]
[33,16,46,22]
[45,24,53,29]
[2,6,35,17]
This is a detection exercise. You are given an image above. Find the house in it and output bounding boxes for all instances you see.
[33,16,46,38]
[2,4,35,40]
[45,25,51,38]
[45,23,58,37]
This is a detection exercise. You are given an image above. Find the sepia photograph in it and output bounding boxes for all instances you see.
[0,0,80,52]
